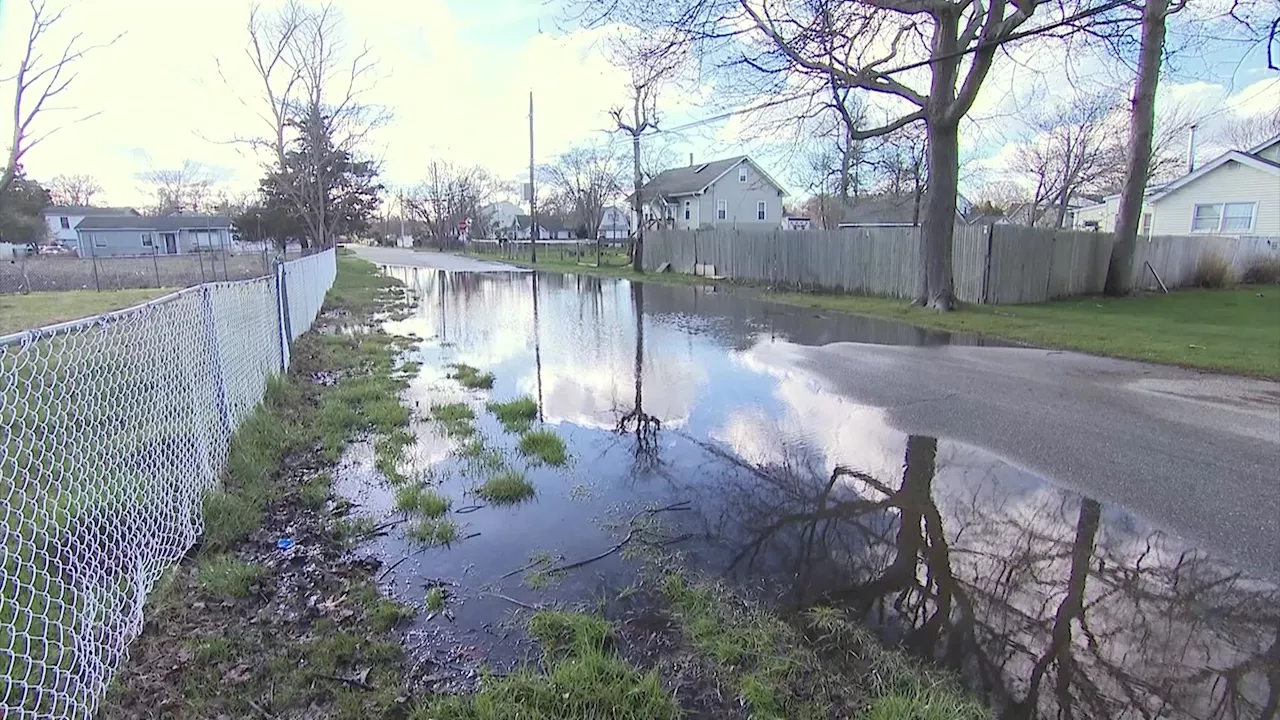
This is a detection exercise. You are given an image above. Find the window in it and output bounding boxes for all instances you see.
[142,233,154,247]
[756,201,767,221]
[684,200,691,221]
[717,199,727,220]
[59,216,70,229]
[738,166,748,183]
[1221,203,1255,231]
[1192,204,1221,232]
[1140,213,1152,236]
[1192,202,1255,232]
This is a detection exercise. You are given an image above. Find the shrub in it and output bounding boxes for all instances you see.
[1192,252,1235,288]
[1241,254,1280,285]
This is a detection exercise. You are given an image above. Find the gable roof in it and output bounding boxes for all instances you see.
[1247,133,1280,155]
[1150,150,1280,202]
[44,206,139,216]
[76,215,234,231]
[638,156,786,201]
[512,214,569,233]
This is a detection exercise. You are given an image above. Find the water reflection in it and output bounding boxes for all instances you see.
[375,265,1277,719]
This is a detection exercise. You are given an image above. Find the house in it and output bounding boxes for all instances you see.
[504,215,576,241]
[75,215,235,257]
[482,201,523,237]
[634,156,786,230]
[43,206,140,244]
[1074,134,1279,236]
[599,207,630,239]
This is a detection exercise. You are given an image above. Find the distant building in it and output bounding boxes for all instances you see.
[43,206,140,245]
[633,156,786,231]
[74,215,235,257]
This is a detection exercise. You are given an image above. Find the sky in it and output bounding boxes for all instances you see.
[0,0,1275,208]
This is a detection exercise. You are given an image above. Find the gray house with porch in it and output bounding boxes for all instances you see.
[75,215,235,257]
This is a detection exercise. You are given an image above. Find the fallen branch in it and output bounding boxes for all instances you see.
[485,590,542,610]
[537,501,691,576]
[311,673,374,691]
[501,556,552,580]
[455,504,486,514]
[377,554,413,581]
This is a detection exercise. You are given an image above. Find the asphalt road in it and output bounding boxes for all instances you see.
[356,244,1280,577]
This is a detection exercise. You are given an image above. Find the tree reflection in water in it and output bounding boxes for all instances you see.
[692,436,1279,719]
[615,283,661,469]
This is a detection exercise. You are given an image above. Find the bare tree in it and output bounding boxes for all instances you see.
[582,0,1044,309]
[48,173,102,206]
[609,33,687,272]
[544,145,624,242]
[1105,0,1174,296]
[1,1,121,198]
[1013,93,1124,228]
[1215,110,1280,151]
[235,1,385,247]
[406,161,497,246]
[137,160,217,215]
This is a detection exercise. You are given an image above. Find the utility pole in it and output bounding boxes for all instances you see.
[398,190,406,246]
[529,91,538,264]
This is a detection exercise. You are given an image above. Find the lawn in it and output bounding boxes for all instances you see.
[0,288,174,335]
[464,248,1279,377]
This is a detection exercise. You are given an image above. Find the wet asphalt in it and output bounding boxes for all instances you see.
[352,245,1280,576]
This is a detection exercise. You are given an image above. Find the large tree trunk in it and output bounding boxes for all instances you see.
[1104,0,1168,295]
[918,119,959,309]
[631,133,644,273]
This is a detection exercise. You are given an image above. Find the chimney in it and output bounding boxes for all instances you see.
[1186,124,1198,174]
[689,153,694,166]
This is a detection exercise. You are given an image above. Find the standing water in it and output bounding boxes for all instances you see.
[341,265,1277,719]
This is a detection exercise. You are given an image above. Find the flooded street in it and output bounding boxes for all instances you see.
[345,258,1279,719]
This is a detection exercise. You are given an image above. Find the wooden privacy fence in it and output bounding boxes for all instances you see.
[642,227,1279,304]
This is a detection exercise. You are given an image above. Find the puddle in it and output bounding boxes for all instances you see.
[336,265,1278,719]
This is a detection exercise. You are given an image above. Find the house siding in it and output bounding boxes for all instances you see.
[78,227,232,257]
[1150,160,1279,236]
[700,161,783,229]
[45,214,83,243]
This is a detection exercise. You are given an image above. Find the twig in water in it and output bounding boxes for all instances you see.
[501,556,550,580]
[538,501,691,575]
[485,590,542,610]
[455,504,486,514]
[377,554,413,581]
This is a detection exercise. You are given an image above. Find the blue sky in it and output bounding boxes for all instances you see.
[0,0,1273,206]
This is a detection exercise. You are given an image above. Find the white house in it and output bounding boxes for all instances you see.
[599,206,630,239]
[43,206,140,244]
[75,215,235,257]
[634,156,786,231]
[482,201,523,237]
[1074,134,1280,236]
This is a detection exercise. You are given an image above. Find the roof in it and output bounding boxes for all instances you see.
[1150,150,1280,202]
[75,215,234,231]
[513,214,569,233]
[44,206,139,216]
[637,156,786,201]
[1247,133,1280,155]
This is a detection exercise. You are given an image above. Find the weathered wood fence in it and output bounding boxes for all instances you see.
[641,227,1280,304]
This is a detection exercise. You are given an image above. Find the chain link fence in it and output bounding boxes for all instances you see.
[0,248,337,718]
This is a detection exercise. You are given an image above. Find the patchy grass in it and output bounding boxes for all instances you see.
[431,402,476,438]
[468,248,1280,377]
[406,517,459,547]
[475,470,535,505]
[0,287,175,335]
[412,611,678,720]
[195,555,262,599]
[448,362,495,390]
[660,573,989,720]
[395,484,451,517]
[425,587,445,612]
[486,396,538,433]
[458,437,506,473]
[104,252,415,720]
[519,429,567,466]
[299,472,332,510]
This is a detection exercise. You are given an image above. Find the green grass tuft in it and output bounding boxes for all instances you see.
[425,587,445,612]
[486,396,538,433]
[518,429,567,466]
[299,473,332,510]
[448,363,495,390]
[412,611,677,720]
[406,517,459,547]
[431,402,476,438]
[368,598,416,633]
[195,555,263,599]
[395,485,451,517]
[475,470,535,505]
